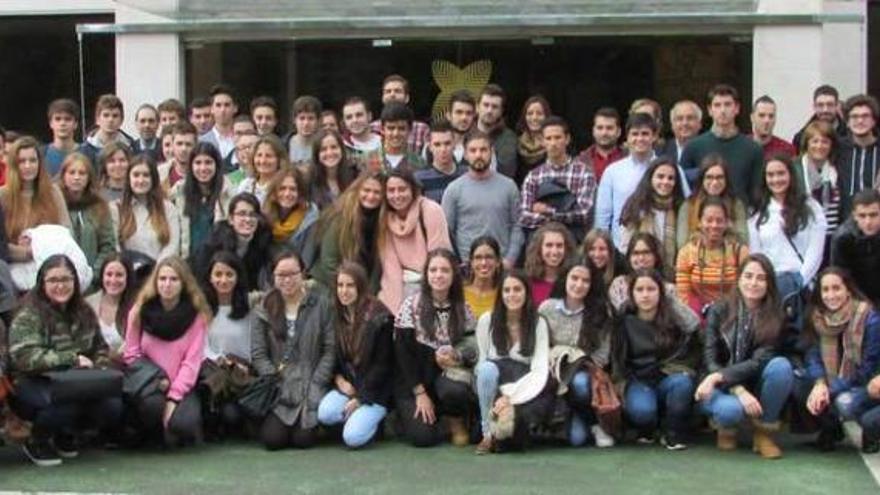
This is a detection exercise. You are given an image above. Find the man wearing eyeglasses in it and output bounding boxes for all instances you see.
[837,94,880,219]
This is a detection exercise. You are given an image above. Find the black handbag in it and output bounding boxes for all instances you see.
[123,358,165,400]
[42,368,123,403]
[237,373,279,418]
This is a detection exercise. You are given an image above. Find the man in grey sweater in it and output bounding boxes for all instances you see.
[442,131,523,269]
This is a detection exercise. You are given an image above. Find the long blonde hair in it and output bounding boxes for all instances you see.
[58,152,110,224]
[3,136,65,240]
[333,172,385,262]
[131,256,213,327]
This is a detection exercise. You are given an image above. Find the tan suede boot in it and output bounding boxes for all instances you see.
[752,420,783,459]
[716,428,738,451]
[447,417,469,447]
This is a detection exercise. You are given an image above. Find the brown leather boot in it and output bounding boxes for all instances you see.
[716,428,738,451]
[447,417,469,447]
[752,420,783,459]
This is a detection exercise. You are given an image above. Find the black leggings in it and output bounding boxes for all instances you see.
[259,412,317,450]
[395,375,476,447]
[135,390,203,446]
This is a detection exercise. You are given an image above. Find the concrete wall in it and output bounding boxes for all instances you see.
[754,0,867,140]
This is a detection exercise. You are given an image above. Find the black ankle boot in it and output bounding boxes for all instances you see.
[862,431,880,454]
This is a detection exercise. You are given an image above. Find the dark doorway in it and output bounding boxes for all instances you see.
[0,15,115,142]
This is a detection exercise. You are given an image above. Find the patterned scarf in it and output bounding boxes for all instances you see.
[517,132,546,169]
[812,299,871,381]
[643,194,676,279]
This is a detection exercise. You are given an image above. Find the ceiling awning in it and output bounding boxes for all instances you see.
[80,1,862,40]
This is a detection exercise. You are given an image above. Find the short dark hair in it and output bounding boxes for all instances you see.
[625,112,659,133]
[852,188,880,210]
[448,89,476,110]
[844,94,880,121]
[814,84,839,102]
[249,95,278,115]
[233,114,255,126]
[707,84,740,105]
[95,94,124,117]
[541,115,569,135]
[382,74,410,95]
[463,129,491,147]
[343,96,370,113]
[47,98,80,122]
[430,119,454,135]
[187,97,210,115]
[593,107,621,126]
[209,83,237,104]
[292,95,322,117]
[170,121,198,138]
[159,98,186,119]
[753,95,776,107]
[479,84,506,109]
[380,102,414,126]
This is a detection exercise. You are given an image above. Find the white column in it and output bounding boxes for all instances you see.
[114,2,183,135]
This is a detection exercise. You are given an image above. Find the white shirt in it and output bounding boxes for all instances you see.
[748,197,827,282]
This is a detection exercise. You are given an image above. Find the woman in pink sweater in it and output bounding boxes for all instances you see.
[124,256,212,446]
[377,169,452,315]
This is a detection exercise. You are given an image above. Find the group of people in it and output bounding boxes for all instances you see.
[0,75,879,469]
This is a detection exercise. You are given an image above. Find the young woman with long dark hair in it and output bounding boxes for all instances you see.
[8,254,120,466]
[309,130,356,209]
[582,229,625,288]
[171,142,231,258]
[695,254,794,459]
[474,270,552,453]
[463,235,503,319]
[618,156,685,278]
[676,153,748,247]
[85,253,137,361]
[539,259,615,448]
[317,262,394,448]
[612,269,698,450]
[801,267,880,453]
[251,250,335,450]
[523,222,576,307]
[394,248,477,447]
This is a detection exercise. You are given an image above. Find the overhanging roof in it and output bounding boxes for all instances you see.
[79,1,863,40]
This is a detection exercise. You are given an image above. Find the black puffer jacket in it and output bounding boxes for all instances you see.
[831,218,880,305]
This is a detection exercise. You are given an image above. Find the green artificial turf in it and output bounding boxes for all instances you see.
[0,435,876,495]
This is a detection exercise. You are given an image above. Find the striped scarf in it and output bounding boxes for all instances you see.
[812,300,871,381]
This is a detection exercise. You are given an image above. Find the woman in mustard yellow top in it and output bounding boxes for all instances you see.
[463,236,501,318]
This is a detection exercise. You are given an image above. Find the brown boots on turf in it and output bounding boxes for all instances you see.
[752,420,783,459]
[716,428,737,451]
[447,417,469,447]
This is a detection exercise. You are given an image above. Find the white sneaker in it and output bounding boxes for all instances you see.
[591,424,615,448]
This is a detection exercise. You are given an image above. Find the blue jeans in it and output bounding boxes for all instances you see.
[567,371,592,446]
[701,356,794,427]
[625,373,695,435]
[475,361,500,436]
[317,390,387,448]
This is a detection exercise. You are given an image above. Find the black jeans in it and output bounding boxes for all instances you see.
[395,375,476,447]
[12,376,123,439]
[259,412,317,450]
[134,389,203,446]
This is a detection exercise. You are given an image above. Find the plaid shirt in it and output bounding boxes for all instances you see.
[518,155,596,230]
[370,119,431,155]
[360,147,427,174]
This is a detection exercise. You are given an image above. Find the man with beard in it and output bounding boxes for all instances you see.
[442,130,522,267]
[476,84,518,179]
[369,74,430,155]
[519,116,596,240]
[792,85,848,149]
[576,107,624,183]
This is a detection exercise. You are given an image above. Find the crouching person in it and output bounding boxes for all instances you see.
[123,256,212,448]
[695,254,794,459]
[317,262,393,449]
[9,254,122,466]
[251,251,335,450]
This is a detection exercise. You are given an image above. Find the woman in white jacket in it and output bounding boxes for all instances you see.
[748,154,827,329]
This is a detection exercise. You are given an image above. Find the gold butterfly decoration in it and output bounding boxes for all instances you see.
[431,60,493,121]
